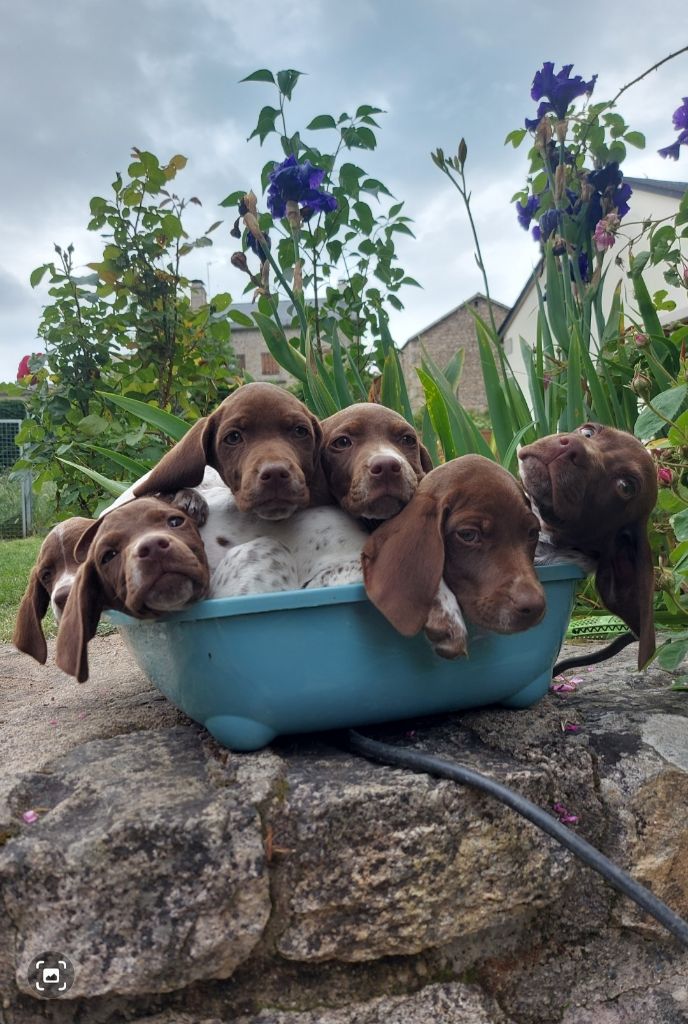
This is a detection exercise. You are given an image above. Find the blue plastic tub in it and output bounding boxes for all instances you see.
[106,564,585,751]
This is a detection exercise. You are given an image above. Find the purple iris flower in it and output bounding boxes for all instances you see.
[246,229,270,261]
[538,209,561,241]
[586,163,632,220]
[658,98,688,160]
[517,194,540,230]
[267,155,338,219]
[526,62,597,128]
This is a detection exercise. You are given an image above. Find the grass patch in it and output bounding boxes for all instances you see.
[0,536,46,643]
[0,535,117,644]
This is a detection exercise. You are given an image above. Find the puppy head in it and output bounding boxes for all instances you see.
[363,455,545,636]
[519,423,657,664]
[321,403,433,520]
[55,498,210,682]
[133,383,323,520]
[13,516,95,664]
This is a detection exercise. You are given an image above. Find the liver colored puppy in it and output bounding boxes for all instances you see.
[363,455,545,654]
[13,517,95,665]
[519,422,658,667]
[132,382,326,520]
[320,403,433,521]
[56,497,210,682]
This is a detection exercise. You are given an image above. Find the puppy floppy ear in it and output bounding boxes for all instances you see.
[419,442,435,475]
[595,519,656,668]
[134,415,217,497]
[362,491,446,635]
[13,569,50,664]
[55,561,105,683]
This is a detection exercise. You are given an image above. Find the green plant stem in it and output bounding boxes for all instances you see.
[440,165,498,337]
[611,46,688,106]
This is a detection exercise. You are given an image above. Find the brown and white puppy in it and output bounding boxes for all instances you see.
[13,517,95,665]
[320,403,434,521]
[55,497,210,683]
[131,382,326,521]
[362,455,545,654]
[518,422,658,667]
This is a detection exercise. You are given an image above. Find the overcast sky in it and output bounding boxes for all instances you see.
[1,0,687,383]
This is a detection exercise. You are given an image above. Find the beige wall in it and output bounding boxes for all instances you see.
[231,327,293,385]
[400,295,508,412]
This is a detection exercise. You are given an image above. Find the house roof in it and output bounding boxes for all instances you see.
[231,300,293,328]
[624,177,688,198]
[401,292,510,349]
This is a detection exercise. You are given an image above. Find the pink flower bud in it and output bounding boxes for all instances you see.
[658,467,674,486]
[634,332,649,347]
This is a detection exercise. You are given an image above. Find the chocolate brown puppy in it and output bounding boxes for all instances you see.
[519,422,658,666]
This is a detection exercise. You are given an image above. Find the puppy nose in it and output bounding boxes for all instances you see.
[554,435,583,463]
[136,536,171,559]
[259,462,291,482]
[52,588,70,613]
[369,456,402,477]
[513,587,546,625]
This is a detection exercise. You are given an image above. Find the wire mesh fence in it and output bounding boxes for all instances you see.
[0,420,32,539]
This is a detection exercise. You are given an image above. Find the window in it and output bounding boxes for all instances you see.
[233,353,246,370]
[261,352,280,375]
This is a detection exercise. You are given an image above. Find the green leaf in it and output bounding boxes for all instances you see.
[656,636,688,672]
[476,323,514,462]
[77,414,109,437]
[624,130,645,148]
[306,114,337,130]
[252,311,307,382]
[161,213,183,238]
[97,392,190,442]
[325,323,354,408]
[30,264,50,288]
[417,368,458,461]
[57,458,128,498]
[504,128,527,148]
[276,69,303,100]
[248,105,280,144]
[353,201,374,235]
[228,308,254,327]
[671,507,688,543]
[219,190,248,209]
[634,385,688,440]
[240,69,275,84]
[86,446,150,478]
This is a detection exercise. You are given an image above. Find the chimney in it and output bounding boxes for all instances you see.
[189,279,208,311]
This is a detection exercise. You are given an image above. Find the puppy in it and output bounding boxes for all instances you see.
[13,517,95,665]
[130,382,326,520]
[518,422,658,667]
[55,497,210,682]
[363,456,545,656]
[320,404,433,521]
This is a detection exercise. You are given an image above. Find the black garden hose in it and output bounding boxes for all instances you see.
[553,632,637,676]
[347,729,688,948]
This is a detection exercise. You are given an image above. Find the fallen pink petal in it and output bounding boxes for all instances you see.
[563,722,582,733]
[550,681,577,693]
[553,802,579,825]
[22,810,39,824]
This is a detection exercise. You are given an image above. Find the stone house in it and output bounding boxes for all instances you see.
[190,282,294,385]
[399,293,509,412]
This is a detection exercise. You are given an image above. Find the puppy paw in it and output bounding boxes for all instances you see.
[424,582,469,659]
[161,488,209,526]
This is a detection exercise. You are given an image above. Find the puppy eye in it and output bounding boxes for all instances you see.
[456,528,480,544]
[223,430,243,445]
[101,549,118,565]
[332,436,352,449]
[528,526,540,542]
[39,569,53,585]
[293,425,310,439]
[578,424,596,438]
[616,478,637,498]
[167,515,185,527]
[400,434,417,447]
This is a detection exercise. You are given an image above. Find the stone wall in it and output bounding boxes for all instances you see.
[1,635,688,1023]
[400,295,509,413]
